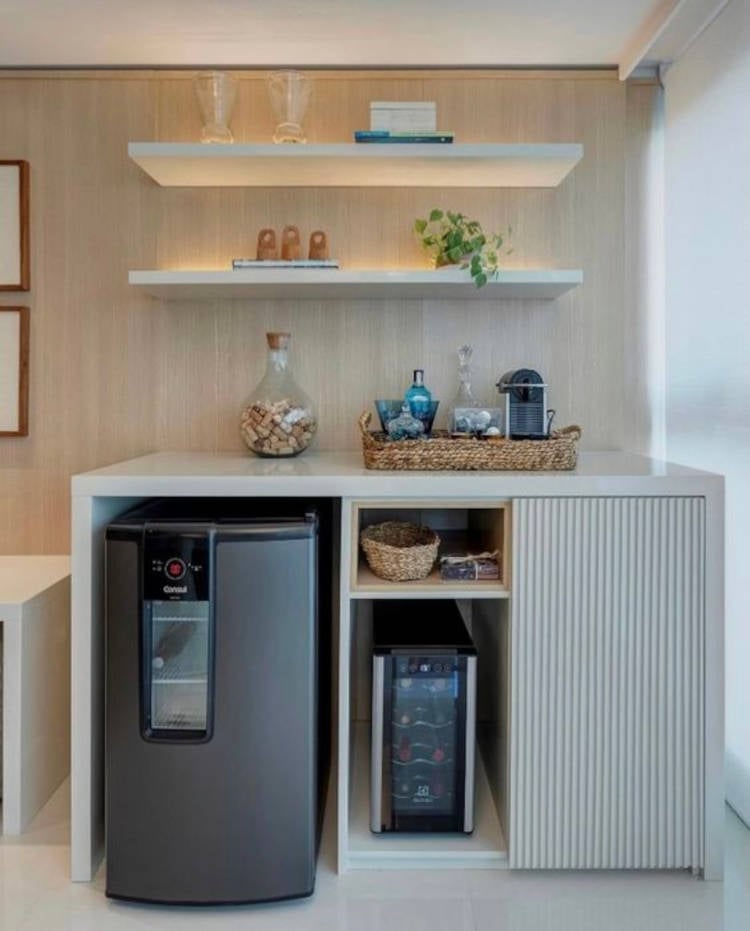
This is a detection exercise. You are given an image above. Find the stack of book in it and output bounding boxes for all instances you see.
[232,259,340,270]
[354,130,454,144]
[358,100,453,143]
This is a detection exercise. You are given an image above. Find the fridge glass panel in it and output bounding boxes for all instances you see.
[149,600,209,731]
[390,663,458,816]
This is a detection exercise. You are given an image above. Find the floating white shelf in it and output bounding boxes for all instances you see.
[346,723,507,870]
[128,142,583,188]
[129,268,583,301]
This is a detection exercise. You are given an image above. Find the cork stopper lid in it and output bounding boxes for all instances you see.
[266,331,291,350]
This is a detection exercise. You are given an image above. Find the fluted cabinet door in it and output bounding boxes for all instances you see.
[510,497,705,870]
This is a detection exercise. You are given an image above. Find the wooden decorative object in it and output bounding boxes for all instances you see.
[360,521,440,581]
[359,412,581,471]
[281,225,302,261]
[256,228,277,260]
[0,161,30,291]
[0,307,30,436]
[308,230,329,261]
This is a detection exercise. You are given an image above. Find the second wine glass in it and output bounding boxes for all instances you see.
[267,70,311,144]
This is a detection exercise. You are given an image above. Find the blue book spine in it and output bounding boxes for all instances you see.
[354,131,454,144]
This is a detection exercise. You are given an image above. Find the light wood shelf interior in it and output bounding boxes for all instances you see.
[128,142,583,188]
[128,268,582,302]
[351,501,511,598]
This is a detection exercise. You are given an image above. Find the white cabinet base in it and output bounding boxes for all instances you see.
[69,453,724,881]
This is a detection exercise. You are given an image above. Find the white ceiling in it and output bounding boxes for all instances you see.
[0,0,729,75]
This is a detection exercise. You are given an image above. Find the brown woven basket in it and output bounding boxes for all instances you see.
[359,412,581,471]
[360,521,440,581]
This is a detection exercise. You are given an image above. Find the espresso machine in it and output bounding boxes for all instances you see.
[496,368,552,438]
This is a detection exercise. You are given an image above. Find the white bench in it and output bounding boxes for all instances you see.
[0,556,70,834]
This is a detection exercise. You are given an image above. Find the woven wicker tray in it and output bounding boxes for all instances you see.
[359,412,582,471]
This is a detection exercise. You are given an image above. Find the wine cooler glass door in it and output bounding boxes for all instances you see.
[143,599,212,740]
[389,656,465,824]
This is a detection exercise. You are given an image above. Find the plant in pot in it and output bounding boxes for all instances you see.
[414,209,512,288]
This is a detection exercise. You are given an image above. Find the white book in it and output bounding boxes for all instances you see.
[370,101,436,133]
[370,101,437,111]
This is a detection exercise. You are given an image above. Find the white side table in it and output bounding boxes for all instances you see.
[0,556,70,834]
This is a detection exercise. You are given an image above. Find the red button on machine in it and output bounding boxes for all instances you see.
[164,558,186,580]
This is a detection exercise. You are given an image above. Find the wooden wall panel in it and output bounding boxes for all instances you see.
[0,71,657,553]
[0,76,159,551]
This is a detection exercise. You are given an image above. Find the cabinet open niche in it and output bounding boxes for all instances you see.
[341,597,510,870]
[351,500,511,598]
[338,499,512,870]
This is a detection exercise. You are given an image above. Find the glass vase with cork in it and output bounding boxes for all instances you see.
[239,332,318,457]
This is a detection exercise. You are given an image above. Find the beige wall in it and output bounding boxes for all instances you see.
[0,70,659,552]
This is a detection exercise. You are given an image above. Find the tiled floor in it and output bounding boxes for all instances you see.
[1,784,748,931]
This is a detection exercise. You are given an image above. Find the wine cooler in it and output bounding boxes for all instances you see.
[105,499,328,905]
[370,600,477,834]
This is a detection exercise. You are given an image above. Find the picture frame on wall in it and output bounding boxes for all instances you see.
[0,306,30,436]
[0,160,30,291]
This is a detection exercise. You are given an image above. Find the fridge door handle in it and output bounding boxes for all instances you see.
[371,656,385,832]
[464,656,477,833]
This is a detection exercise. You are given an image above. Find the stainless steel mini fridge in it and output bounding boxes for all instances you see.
[370,600,477,834]
[105,501,324,905]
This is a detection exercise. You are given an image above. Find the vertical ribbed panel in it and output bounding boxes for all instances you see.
[510,497,705,870]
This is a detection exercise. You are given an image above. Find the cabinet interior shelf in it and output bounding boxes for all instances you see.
[352,563,509,599]
[129,268,582,302]
[347,723,507,869]
[128,142,583,188]
[351,503,511,598]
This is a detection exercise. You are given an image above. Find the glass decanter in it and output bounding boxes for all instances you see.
[267,70,311,144]
[240,332,318,457]
[449,345,481,432]
[194,72,238,144]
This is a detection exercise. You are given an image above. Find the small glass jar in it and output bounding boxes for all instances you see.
[386,403,425,440]
[240,332,318,457]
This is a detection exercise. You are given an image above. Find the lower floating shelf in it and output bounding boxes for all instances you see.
[129,268,583,302]
[346,722,508,870]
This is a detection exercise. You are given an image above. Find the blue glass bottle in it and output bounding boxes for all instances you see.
[405,369,432,419]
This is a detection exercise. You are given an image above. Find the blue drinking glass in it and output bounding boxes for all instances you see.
[408,400,440,434]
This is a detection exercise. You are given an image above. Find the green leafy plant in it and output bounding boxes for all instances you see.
[413,209,512,288]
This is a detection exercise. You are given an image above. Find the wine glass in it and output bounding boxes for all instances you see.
[194,71,238,144]
[267,70,311,144]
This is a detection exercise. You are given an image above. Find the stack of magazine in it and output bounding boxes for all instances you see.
[232,259,340,270]
[354,130,454,144]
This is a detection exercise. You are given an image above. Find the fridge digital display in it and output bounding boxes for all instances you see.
[390,665,459,817]
[145,599,211,736]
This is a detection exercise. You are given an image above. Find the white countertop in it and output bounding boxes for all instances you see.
[72,450,723,498]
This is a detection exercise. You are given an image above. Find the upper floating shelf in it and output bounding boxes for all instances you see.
[128,142,583,188]
[129,268,583,301]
